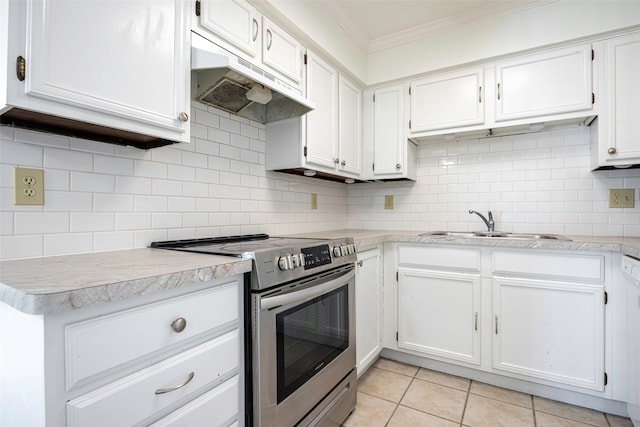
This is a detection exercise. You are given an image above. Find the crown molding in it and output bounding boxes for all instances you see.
[322,0,557,54]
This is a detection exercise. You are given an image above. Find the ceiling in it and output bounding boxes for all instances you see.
[318,0,553,53]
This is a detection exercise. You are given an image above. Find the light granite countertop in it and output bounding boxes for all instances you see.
[3,230,640,315]
[292,229,640,259]
[0,248,251,315]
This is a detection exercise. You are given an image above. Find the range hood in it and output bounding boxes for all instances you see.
[191,32,314,123]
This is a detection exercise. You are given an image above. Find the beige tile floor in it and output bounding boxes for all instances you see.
[343,358,634,427]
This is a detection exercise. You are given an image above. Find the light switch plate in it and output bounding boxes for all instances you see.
[14,167,44,205]
[609,189,635,208]
[384,195,394,210]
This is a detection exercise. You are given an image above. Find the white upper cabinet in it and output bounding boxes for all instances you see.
[410,67,485,133]
[338,75,363,176]
[2,0,190,147]
[364,83,416,180]
[195,0,303,88]
[592,31,640,169]
[197,0,260,59]
[262,17,303,85]
[405,43,595,141]
[305,52,339,171]
[495,45,593,122]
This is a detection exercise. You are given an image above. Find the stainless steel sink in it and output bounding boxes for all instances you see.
[420,231,571,241]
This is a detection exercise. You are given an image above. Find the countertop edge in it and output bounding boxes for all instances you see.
[3,231,639,315]
[0,250,252,315]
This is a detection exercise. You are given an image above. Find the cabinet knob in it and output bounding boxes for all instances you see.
[608,147,617,154]
[178,112,189,122]
[357,260,363,267]
[341,160,346,166]
[333,158,339,164]
[396,163,401,169]
[170,317,187,333]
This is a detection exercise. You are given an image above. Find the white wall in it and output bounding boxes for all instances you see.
[0,101,349,261]
[348,125,640,236]
[366,1,640,85]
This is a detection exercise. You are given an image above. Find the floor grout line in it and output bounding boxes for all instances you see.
[350,359,632,427]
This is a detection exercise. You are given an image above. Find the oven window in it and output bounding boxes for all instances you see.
[276,284,349,403]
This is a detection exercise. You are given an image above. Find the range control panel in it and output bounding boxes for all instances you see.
[276,243,357,272]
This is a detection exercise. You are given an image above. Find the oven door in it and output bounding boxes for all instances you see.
[253,265,356,427]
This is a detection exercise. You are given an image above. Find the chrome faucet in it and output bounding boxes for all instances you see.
[469,210,495,232]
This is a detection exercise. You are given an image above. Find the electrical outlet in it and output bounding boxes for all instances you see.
[311,193,318,210]
[609,189,634,208]
[384,195,394,210]
[14,167,44,205]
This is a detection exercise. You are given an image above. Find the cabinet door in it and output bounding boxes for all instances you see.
[198,0,259,59]
[495,45,593,122]
[355,247,383,376]
[492,277,605,391]
[398,268,481,365]
[410,68,484,133]
[305,53,338,171]
[338,76,362,177]
[602,33,640,164]
[373,84,406,177]
[262,17,303,85]
[25,0,189,140]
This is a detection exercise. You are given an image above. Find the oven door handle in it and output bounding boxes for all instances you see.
[261,269,355,310]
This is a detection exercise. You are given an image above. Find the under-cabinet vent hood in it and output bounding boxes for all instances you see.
[191,32,314,123]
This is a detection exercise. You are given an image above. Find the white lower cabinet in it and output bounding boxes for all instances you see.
[396,245,482,366]
[67,331,240,427]
[0,275,244,427]
[355,246,383,376]
[492,277,605,391]
[392,244,612,398]
[398,268,481,365]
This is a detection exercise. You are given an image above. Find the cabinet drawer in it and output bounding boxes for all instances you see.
[492,251,604,282]
[150,375,239,426]
[67,330,239,427]
[65,279,239,389]
[398,244,480,272]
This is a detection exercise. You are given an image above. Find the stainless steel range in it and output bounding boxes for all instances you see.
[150,234,358,426]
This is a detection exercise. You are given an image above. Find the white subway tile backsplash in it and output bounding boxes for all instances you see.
[44,191,93,212]
[0,235,43,260]
[4,104,640,261]
[45,147,92,172]
[151,179,182,196]
[94,193,134,212]
[71,172,115,193]
[115,213,152,230]
[15,212,69,235]
[115,176,152,195]
[14,129,69,148]
[44,233,93,256]
[94,231,134,251]
[71,213,114,232]
[94,154,134,176]
[0,212,13,235]
[1,139,43,167]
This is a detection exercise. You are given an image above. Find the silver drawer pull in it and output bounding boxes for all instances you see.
[155,371,195,395]
[170,317,187,333]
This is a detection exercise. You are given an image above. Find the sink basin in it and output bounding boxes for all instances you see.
[421,231,571,241]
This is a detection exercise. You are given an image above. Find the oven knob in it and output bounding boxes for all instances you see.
[333,246,341,257]
[278,255,292,271]
[292,253,303,268]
